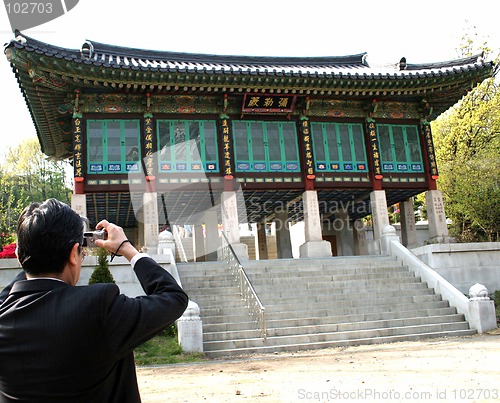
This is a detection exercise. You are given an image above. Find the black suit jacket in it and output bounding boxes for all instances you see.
[0,256,188,402]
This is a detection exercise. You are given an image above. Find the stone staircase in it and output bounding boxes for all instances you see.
[177,255,475,357]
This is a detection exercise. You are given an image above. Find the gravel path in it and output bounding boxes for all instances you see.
[137,331,500,402]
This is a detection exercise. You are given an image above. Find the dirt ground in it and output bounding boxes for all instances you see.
[137,330,500,403]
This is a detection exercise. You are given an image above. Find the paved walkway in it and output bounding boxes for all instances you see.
[137,331,500,402]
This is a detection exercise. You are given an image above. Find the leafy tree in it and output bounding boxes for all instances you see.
[4,138,72,203]
[431,28,500,243]
[89,248,115,284]
[432,77,500,242]
[0,166,27,246]
[0,138,72,239]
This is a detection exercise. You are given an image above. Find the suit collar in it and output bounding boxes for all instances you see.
[10,278,69,295]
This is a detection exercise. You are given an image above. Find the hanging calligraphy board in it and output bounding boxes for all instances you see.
[242,94,297,114]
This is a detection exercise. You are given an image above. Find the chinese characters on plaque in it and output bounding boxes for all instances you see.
[300,119,315,178]
[220,117,233,177]
[422,123,439,178]
[144,117,155,178]
[366,120,383,178]
[242,94,296,114]
[73,117,83,180]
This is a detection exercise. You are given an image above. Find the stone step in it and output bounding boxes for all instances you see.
[178,255,473,357]
[177,256,401,275]
[204,329,477,357]
[202,306,460,332]
[203,313,468,342]
[180,266,412,285]
[180,258,403,272]
[194,292,443,313]
[199,300,452,325]
[267,299,451,319]
[265,293,443,312]
[203,322,472,352]
[251,269,416,283]
[184,273,423,294]
[246,261,406,274]
[251,287,436,305]
[185,279,431,304]
[188,275,429,293]
[193,284,434,304]
[242,256,399,269]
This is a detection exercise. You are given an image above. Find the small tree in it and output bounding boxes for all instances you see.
[89,248,115,284]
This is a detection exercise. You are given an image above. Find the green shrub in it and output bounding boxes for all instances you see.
[134,327,206,366]
[89,248,115,284]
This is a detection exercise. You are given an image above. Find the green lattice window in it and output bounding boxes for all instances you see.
[376,124,424,172]
[157,120,219,173]
[310,122,368,172]
[87,120,141,174]
[232,121,300,172]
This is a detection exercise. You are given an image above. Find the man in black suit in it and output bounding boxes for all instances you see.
[0,199,189,402]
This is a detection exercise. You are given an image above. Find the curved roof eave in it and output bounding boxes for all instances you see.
[6,32,496,82]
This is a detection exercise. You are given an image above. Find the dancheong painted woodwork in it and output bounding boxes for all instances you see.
[4,31,497,228]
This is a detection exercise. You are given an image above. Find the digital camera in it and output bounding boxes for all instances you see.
[83,230,107,248]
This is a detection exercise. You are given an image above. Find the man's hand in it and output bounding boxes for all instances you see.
[94,220,139,261]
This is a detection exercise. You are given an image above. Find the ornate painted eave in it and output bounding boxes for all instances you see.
[4,32,497,159]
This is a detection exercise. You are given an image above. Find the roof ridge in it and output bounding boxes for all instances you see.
[405,53,486,70]
[87,40,368,67]
[8,31,368,67]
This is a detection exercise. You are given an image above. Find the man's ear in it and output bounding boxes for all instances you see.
[68,243,80,266]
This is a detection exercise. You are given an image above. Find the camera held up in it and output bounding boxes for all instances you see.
[83,230,107,248]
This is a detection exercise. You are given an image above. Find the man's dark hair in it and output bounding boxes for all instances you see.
[16,199,85,275]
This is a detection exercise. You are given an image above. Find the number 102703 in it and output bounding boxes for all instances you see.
[5,2,54,14]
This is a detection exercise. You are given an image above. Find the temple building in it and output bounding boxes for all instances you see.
[4,32,496,260]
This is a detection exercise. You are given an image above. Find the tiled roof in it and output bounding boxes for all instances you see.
[7,32,494,80]
[3,32,498,159]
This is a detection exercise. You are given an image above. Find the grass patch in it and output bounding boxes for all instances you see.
[134,328,206,366]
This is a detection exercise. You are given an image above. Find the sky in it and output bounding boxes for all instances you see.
[1,0,499,160]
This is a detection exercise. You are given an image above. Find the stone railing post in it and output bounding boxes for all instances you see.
[157,230,176,262]
[468,283,497,334]
[380,225,400,255]
[177,300,204,353]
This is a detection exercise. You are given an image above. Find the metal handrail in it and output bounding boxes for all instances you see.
[172,225,188,263]
[221,232,266,340]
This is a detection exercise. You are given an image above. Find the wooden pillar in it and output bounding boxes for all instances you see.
[365,116,384,190]
[72,91,85,194]
[421,120,439,191]
[143,95,156,191]
[298,116,316,190]
[139,97,159,251]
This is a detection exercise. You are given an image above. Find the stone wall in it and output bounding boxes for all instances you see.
[411,242,500,294]
[365,222,431,248]
[0,255,177,298]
